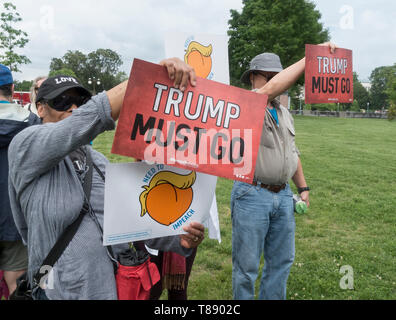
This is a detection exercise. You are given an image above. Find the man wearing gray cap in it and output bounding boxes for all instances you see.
[231,42,336,300]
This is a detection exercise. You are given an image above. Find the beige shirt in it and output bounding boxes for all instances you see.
[254,99,300,185]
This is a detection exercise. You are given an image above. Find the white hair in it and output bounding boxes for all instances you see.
[29,76,47,103]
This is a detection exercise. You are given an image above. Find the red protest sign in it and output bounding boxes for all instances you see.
[305,44,353,104]
[111,58,268,184]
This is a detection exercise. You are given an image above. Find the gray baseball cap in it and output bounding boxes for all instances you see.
[240,53,283,85]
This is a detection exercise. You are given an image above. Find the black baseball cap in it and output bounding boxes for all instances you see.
[36,75,92,103]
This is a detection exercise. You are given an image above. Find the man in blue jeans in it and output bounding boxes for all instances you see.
[231,42,336,300]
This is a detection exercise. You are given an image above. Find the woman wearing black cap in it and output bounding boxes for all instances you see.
[8,58,204,300]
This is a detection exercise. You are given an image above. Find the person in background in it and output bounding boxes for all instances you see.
[0,64,40,297]
[24,76,47,116]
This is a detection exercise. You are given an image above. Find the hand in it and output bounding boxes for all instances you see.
[300,191,310,207]
[160,57,197,92]
[318,42,338,54]
[180,222,205,249]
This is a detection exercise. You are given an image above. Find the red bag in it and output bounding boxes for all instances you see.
[0,271,10,300]
[116,258,160,300]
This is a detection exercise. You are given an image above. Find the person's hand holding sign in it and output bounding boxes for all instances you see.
[160,57,197,92]
[180,222,205,248]
[107,57,196,120]
[317,41,338,54]
[305,42,352,104]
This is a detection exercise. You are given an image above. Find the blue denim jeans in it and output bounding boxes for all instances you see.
[231,181,295,300]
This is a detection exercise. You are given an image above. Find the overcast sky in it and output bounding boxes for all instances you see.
[5,0,396,83]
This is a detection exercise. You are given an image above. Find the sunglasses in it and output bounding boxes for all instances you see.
[46,95,90,111]
[252,71,275,81]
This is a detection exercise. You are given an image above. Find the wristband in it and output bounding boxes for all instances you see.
[298,187,310,194]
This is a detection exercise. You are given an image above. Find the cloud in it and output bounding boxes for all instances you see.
[8,0,243,81]
[361,10,388,31]
[6,0,395,83]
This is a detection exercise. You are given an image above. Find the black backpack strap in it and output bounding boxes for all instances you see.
[33,148,93,287]
[92,161,105,182]
[84,149,93,201]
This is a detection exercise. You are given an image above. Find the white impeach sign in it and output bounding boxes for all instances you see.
[103,162,218,246]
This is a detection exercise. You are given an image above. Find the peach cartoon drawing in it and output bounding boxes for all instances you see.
[139,171,197,226]
[184,41,213,79]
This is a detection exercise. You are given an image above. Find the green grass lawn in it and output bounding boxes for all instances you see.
[93,116,396,300]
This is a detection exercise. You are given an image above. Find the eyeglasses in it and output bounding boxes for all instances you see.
[46,95,90,112]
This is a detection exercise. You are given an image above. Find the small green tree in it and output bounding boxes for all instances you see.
[0,2,30,72]
[353,72,370,110]
[369,65,396,110]
[388,104,396,121]
[386,67,396,121]
[350,100,360,112]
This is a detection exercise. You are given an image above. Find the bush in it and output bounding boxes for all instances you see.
[350,100,360,112]
[388,103,396,121]
[310,103,336,111]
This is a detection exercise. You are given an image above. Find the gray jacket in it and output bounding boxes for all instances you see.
[8,92,189,300]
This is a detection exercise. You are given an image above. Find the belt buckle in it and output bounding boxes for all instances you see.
[273,185,282,193]
[268,184,284,193]
[255,180,284,193]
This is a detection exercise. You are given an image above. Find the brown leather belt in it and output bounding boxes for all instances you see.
[252,181,286,193]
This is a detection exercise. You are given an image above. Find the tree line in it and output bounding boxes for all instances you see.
[13,49,129,94]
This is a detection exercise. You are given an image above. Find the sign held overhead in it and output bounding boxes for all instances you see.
[305,44,353,104]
